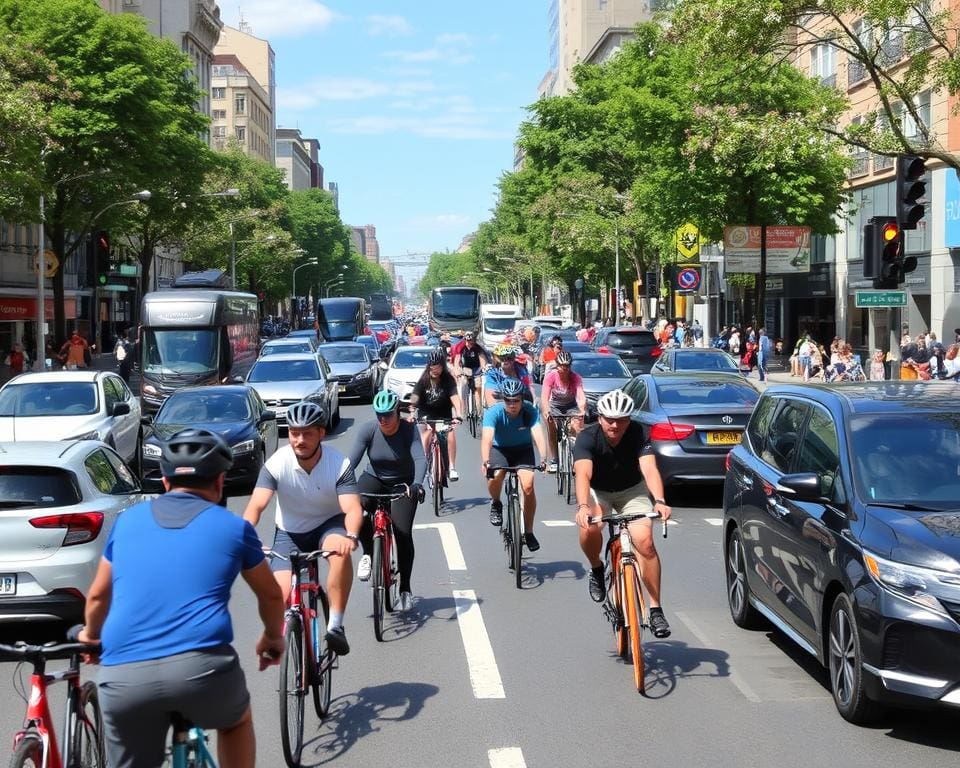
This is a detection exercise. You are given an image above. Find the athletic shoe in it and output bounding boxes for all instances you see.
[399,592,416,611]
[523,532,540,552]
[449,467,460,481]
[649,608,671,638]
[489,499,503,527]
[325,626,350,656]
[546,459,558,473]
[588,567,606,603]
[356,554,372,582]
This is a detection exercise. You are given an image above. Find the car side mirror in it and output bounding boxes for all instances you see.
[777,472,825,502]
[260,410,276,423]
[140,414,153,426]
[378,361,389,371]
[112,402,131,417]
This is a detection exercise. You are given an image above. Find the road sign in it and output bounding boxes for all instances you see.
[32,250,59,278]
[855,290,907,308]
[675,223,700,261]
[676,267,701,291]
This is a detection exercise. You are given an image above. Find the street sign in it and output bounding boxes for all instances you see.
[100,284,130,292]
[676,267,701,291]
[855,290,907,308]
[675,223,700,261]
[32,250,59,278]
[723,226,811,273]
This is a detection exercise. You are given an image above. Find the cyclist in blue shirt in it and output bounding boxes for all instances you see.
[80,429,284,768]
[481,378,547,551]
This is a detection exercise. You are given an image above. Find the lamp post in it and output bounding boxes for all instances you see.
[323,273,344,297]
[232,234,276,289]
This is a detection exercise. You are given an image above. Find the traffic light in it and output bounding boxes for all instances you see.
[94,230,110,285]
[644,270,658,298]
[869,216,901,289]
[257,291,265,302]
[896,155,926,230]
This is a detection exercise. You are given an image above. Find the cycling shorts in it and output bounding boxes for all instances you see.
[549,401,581,417]
[591,482,653,518]
[487,444,535,476]
[99,644,248,768]
[269,515,347,572]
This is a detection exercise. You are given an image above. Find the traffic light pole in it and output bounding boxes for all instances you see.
[34,194,45,370]
[890,305,901,381]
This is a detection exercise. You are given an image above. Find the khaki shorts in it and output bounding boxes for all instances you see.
[591,483,653,518]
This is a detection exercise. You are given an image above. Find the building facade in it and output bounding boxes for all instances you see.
[210,54,274,163]
[363,225,381,263]
[214,23,275,162]
[275,128,313,191]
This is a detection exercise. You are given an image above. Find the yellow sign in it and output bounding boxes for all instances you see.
[675,223,700,261]
[33,250,59,278]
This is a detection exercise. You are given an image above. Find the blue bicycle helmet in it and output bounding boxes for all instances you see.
[159,428,233,478]
[373,390,399,414]
[500,378,525,399]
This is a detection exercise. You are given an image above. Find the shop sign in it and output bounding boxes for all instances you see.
[0,297,77,321]
[723,226,812,274]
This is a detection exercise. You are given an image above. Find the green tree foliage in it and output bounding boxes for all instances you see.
[287,187,352,295]
[418,251,481,297]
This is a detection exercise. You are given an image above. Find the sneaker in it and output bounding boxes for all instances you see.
[356,554,372,582]
[546,459,558,474]
[649,608,671,638]
[399,592,416,611]
[325,626,350,656]
[489,500,503,527]
[523,532,540,552]
[588,567,605,603]
[449,467,460,481]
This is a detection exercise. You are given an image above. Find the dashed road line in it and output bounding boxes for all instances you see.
[452,589,505,699]
[414,522,467,570]
[488,747,527,768]
[704,518,724,526]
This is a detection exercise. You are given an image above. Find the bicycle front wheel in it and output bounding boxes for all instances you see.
[563,440,574,505]
[432,443,443,516]
[279,615,305,767]
[372,537,385,642]
[623,562,645,693]
[9,733,42,768]
[65,680,105,768]
[609,540,628,659]
[312,588,333,719]
[511,493,523,590]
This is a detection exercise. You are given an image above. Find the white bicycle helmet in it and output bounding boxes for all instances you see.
[596,389,634,418]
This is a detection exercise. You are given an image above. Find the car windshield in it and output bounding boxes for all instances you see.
[247,359,320,382]
[484,317,517,334]
[321,347,368,363]
[0,382,99,417]
[392,349,434,369]
[655,380,759,406]
[850,414,960,504]
[673,352,739,371]
[0,467,81,509]
[157,392,251,423]
[261,342,313,356]
[572,358,630,378]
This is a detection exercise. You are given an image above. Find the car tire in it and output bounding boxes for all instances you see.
[726,527,764,629]
[332,405,341,429]
[828,593,881,724]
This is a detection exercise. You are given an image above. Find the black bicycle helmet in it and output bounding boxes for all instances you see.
[555,350,573,366]
[286,400,327,428]
[159,428,233,478]
[428,347,446,365]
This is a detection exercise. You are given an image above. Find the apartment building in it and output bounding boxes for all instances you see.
[210,54,273,163]
[363,225,381,263]
[275,129,313,191]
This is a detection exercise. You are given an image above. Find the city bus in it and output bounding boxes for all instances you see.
[428,286,481,334]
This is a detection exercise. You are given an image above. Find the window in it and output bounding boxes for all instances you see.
[795,406,842,499]
[234,93,246,115]
[104,449,139,493]
[760,400,810,473]
[235,126,246,142]
[901,91,931,141]
[747,395,777,454]
[85,450,122,495]
[102,377,122,412]
[212,87,226,100]
[810,44,836,86]
[213,126,226,138]
[212,109,226,120]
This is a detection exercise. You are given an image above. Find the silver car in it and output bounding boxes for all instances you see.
[0,440,149,623]
[245,353,340,429]
[258,337,318,357]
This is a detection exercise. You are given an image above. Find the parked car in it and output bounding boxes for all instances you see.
[724,382,960,722]
[0,440,147,623]
[652,347,742,375]
[593,327,662,375]
[381,346,437,404]
[259,337,318,357]
[622,373,759,488]
[245,353,340,430]
[569,352,632,418]
[0,370,142,470]
[318,341,380,401]
[140,385,278,496]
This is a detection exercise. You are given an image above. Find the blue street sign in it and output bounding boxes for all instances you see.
[946,169,960,248]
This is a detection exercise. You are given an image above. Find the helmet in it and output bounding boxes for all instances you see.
[596,389,634,419]
[159,428,233,478]
[428,347,446,365]
[464,331,475,341]
[493,343,516,359]
[373,390,399,414]
[555,350,573,366]
[500,378,525,399]
[286,400,327,429]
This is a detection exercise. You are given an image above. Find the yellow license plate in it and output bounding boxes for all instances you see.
[338,385,346,393]
[706,431,742,445]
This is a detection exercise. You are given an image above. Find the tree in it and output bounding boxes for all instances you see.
[287,187,353,296]
[418,251,480,297]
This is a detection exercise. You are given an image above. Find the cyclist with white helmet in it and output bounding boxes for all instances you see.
[481,377,548,551]
[243,400,362,656]
[573,388,673,638]
[484,343,533,407]
[539,349,587,472]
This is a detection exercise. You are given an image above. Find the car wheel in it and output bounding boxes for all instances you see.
[828,593,881,724]
[726,527,764,629]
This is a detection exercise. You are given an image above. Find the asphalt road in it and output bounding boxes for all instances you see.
[0,402,957,767]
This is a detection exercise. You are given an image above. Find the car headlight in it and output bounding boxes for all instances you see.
[143,442,162,458]
[143,385,158,395]
[863,549,960,617]
[67,430,100,442]
[353,368,373,379]
[233,439,255,455]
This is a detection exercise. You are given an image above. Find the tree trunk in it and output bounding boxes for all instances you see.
[51,222,67,346]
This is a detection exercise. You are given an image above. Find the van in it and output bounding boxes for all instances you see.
[316,297,365,341]
[479,303,523,348]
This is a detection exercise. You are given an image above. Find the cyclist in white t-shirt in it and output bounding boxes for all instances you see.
[243,401,362,656]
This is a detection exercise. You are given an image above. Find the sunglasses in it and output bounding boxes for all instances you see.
[552,342,563,347]
[599,414,629,424]
[376,411,397,421]
[503,397,522,404]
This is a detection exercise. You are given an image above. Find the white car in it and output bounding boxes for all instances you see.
[258,337,318,357]
[381,346,436,404]
[0,440,149,623]
[0,371,142,468]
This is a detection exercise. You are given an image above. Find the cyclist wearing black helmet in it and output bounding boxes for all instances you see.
[452,331,489,416]
[243,400,362,656]
[411,347,463,481]
[80,429,284,768]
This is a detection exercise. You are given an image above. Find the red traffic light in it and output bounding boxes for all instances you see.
[257,291,265,301]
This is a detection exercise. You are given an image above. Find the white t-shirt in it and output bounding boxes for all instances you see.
[256,445,358,533]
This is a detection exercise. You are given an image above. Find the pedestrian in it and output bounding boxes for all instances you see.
[954,328,960,345]
[944,344,960,379]
[692,319,704,347]
[115,329,133,384]
[4,342,30,376]
[869,349,885,381]
[757,328,772,382]
[58,331,90,369]
[728,327,741,357]
[799,335,814,381]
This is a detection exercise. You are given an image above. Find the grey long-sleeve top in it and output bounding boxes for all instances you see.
[348,419,426,485]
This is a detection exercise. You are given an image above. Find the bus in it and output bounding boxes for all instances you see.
[139,273,259,412]
[428,287,481,334]
[315,297,366,341]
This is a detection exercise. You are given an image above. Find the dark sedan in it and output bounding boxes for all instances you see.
[319,341,380,401]
[140,385,278,496]
[652,347,742,375]
[569,352,632,418]
[593,326,662,375]
[724,382,960,723]
[622,373,759,487]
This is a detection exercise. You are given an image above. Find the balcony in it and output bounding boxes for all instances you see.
[820,73,837,89]
[847,60,868,88]
[849,154,869,178]
[873,154,895,172]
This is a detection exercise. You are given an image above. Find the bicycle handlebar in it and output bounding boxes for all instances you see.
[588,510,668,539]
[0,640,99,662]
[486,464,544,473]
[262,548,333,563]
[361,483,412,501]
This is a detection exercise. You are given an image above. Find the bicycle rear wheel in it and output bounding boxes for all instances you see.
[279,615,305,767]
[312,588,333,719]
[511,492,523,590]
[9,733,42,768]
[65,680,105,768]
[563,439,574,505]
[623,562,645,693]
[372,536,386,642]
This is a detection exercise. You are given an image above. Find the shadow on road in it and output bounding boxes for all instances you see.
[366,595,459,644]
[522,559,586,589]
[328,416,354,436]
[301,681,440,765]
[435,495,486,515]
[636,639,731,700]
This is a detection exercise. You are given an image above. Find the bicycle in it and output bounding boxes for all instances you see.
[419,417,458,517]
[486,464,542,589]
[264,548,337,768]
[460,369,481,439]
[552,413,581,505]
[0,626,105,768]
[169,714,218,767]
[588,509,667,694]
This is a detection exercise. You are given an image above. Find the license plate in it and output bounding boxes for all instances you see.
[0,574,16,596]
[338,385,346,393]
[706,431,742,445]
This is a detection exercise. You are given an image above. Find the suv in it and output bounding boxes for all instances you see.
[593,327,661,375]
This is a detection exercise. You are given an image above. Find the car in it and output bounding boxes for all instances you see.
[140,385,278,496]
[532,339,592,382]
[287,328,320,341]
[245,353,340,430]
[593,326,662,375]
[381,346,437,404]
[567,352,633,418]
[652,347,743,375]
[621,373,759,488]
[531,315,571,329]
[0,370,142,470]
[724,381,960,723]
[0,440,147,623]
[259,337,318,357]
[355,333,382,361]
[318,342,380,401]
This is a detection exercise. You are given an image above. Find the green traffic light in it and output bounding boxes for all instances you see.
[98,274,108,285]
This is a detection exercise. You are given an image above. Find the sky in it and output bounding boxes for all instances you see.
[219,1,547,287]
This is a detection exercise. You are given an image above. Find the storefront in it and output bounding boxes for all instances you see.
[763,262,836,349]
[0,295,81,363]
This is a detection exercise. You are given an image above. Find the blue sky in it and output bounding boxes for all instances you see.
[220,1,547,279]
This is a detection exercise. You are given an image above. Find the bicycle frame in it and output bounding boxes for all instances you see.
[287,552,336,682]
[488,464,540,588]
[171,719,217,768]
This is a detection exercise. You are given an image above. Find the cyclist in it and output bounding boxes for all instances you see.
[411,347,463,481]
[539,349,587,473]
[348,390,426,611]
[573,389,672,638]
[539,334,564,375]
[481,377,548,551]
[243,400,362,656]
[452,331,489,417]
[484,343,533,407]
[79,429,284,768]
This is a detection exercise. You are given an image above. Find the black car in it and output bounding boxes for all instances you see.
[724,382,960,723]
[319,341,380,401]
[652,347,742,375]
[622,373,759,488]
[140,385,278,496]
[593,326,662,375]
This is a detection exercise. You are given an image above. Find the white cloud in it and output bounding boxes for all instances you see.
[385,32,474,66]
[366,14,413,37]
[277,77,437,111]
[221,1,335,39]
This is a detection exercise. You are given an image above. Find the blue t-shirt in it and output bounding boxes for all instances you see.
[100,492,265,666]
[484,365,531,398]
[482,401,539,448]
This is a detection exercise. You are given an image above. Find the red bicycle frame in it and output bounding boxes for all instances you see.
[374,505,395,590]
[15,669,63,762]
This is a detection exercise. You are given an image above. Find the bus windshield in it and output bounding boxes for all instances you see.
[142,329,219,375]
[432,289,480,321]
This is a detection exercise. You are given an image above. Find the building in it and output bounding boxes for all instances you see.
[363,225,381,263]
[457,233,476,253]
[275,128,313,191]
[303,138,325,190]
[350,227,366,258]
[328,182,340,212]
[210,54,273,162]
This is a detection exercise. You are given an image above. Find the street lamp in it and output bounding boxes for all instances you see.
[232,234,276,289]
[323,273,344,298]
[325,280,345,298]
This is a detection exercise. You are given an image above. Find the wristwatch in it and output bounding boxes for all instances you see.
[345,533,359,544]
[654,498,666,506]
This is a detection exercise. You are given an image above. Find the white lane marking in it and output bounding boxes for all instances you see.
[413,522,466,570]
[674,610,761,703]
[452,589,505,699]
[488,747,527,768]
[541,519,575,527]
[704,518,724,526]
